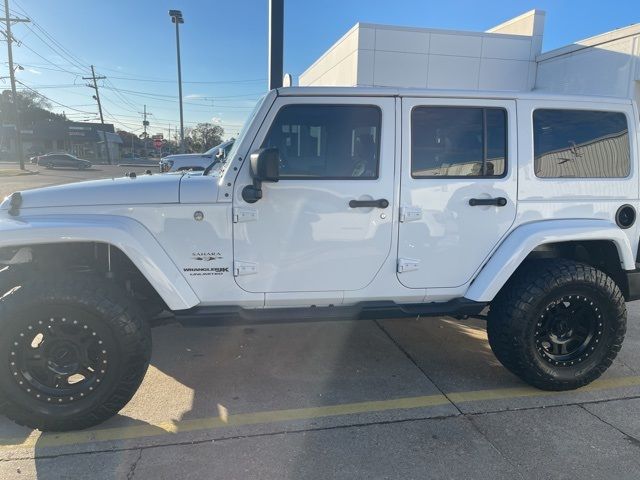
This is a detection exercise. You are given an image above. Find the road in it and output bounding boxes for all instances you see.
[0,164,157,200]
[1,167,640,479]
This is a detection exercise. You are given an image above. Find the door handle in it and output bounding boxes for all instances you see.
[469,197,507,207]
[349,198,389,209]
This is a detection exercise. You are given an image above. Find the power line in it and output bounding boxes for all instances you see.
[16,40,84,76]
[0,62,84,76]
[15,79,95,114]
[12,0,90,73]
[106,75,265,85]
[103,78,140,112]
[100,85,260,107]
[88,61,265,85]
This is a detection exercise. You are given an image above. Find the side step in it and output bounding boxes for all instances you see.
[172,299,487,327]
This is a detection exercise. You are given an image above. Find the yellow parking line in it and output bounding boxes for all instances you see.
[2,375,640,452]
[448,375,640,403]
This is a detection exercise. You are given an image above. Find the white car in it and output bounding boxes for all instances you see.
[159,139,234,172]
[1,86,639,431]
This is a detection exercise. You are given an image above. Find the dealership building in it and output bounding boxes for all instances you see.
[299,9,640,105]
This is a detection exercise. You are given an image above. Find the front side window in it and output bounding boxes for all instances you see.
[262,104,382,179]
[411,106,507,178]
[534,109,630,178]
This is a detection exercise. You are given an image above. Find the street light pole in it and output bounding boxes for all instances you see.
[169,10,185,153]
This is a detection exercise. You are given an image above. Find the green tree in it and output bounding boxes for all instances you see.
[186,123,224,152]
[0,90,65,126]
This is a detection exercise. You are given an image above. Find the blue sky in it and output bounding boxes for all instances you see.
[2,0,639,140]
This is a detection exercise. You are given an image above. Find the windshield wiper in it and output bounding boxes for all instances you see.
[203,159,221,176]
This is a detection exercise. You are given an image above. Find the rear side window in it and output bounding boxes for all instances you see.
[533,109,630,178]
[411,107,507,178]
[261,104,381,179]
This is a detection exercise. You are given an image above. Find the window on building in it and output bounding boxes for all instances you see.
[533,109,630,178]
[261,104,381,179]
[411,107,507,178]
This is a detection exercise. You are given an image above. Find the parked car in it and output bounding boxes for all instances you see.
[159,139,234,172]
[1,87,639,432]
[32,153,92,170]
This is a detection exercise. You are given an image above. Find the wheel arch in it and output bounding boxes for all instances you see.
[465,219,636,303]
[0,215,199,311]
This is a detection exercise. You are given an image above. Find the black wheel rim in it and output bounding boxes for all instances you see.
[535,294,604,367]
[8,312,109,404]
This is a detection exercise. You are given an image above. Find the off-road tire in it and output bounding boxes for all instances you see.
[0,274,151,431]
[487,259,626,391]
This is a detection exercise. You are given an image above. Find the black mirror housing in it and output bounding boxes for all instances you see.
[250,148,280,182]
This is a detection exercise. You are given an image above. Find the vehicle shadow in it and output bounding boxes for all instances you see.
[22,305,636,478]
[34,313,521,478]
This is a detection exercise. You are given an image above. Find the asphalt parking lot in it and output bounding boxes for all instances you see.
[2,166,640,479]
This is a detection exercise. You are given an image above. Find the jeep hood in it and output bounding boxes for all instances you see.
[3,174,183,210]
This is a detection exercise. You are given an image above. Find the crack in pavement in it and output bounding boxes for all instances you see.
[617,357,640,376]
[466,415,526,480]
[126,449,143,480]
[579,403,640,450]
[374,319,464,416]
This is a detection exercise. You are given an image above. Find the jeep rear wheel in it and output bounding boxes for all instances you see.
[487,259,626,391]
[0,274,151,431]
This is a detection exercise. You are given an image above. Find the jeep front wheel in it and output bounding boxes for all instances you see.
[0,274,151,431]
[487,259,626,391]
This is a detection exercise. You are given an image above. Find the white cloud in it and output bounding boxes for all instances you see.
[28,68,42,75]
[185,94,204,100]
[211,117,222,124]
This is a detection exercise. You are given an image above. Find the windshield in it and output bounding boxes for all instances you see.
[209,95,266,176]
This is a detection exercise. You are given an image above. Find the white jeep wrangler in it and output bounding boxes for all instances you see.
[1,87,639,432]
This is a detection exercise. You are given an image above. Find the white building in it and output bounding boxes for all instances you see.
[299,9,640,106]
[536,24,640,104]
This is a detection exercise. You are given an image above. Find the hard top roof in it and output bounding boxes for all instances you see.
[276,86,633,105]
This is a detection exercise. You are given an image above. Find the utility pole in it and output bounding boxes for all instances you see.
[2,0,30,170]
[83,65,112,164]
[141,104,150,155]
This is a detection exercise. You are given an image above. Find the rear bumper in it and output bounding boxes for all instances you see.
[626,269,640,301]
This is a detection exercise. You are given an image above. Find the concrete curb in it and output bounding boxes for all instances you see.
[0,169,39,177]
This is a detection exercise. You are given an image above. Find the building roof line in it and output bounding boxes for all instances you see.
[538,23,640,62]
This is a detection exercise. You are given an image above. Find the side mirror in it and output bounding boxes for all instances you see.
[242,147,280,203]
[250,147,279,182]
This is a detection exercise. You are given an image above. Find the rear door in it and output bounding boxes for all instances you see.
[398,98,518,288]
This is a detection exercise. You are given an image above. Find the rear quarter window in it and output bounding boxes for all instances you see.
[533,109,630,178]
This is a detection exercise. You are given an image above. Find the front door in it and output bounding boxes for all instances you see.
[398,98,518,289]
[233,97,396,296]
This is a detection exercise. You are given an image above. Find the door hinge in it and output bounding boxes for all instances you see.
[399,206,422,223]
[233,208,258,223]
[397,258,420,273]
[234,261,258,276]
